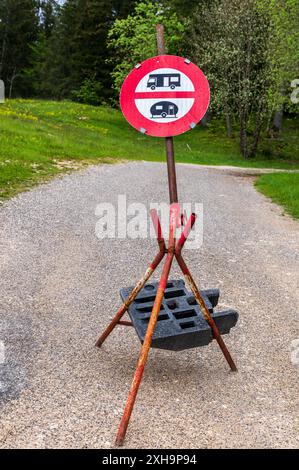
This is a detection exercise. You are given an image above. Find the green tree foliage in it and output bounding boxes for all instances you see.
[0,0,38,97]
[112,0,137,18]
[67,0,115,102]
[107,0,184,92]
[72,75,103,105]
[26,0,59,97]
[258,0,299,124]
[163,0,201,17]
[40,0,59,38]
[31,0,137,101]
[30,0,76,98]
[189,0,275,158]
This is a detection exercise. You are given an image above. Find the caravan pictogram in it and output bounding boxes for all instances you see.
[150,101,178,118]
[147,73,181,90]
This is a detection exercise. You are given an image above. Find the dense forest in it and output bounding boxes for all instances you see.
[0,0,190,101]
[0,0,298,157]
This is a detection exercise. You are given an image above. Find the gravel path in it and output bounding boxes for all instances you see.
[0,161,298,449]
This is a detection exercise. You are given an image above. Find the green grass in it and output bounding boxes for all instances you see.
[0,98,298,201]
[255,173,299,219]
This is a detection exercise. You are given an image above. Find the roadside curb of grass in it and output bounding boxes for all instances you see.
[254,172,299,220]
[173,162,298,220]
[143,161,299,175]
[142,161,299,220]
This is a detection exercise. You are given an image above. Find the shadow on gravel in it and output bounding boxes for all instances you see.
[0,361,27,405]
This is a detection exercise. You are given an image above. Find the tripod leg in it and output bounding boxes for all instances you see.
[95,250,164,347]
[175,252,237,372]
[95,210,166,348]
[115,248,174,446]
[115,204,179,446]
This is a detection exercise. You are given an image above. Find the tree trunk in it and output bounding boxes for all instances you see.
[225,112,232,137]
[9,79,13,99]
[249,122,263,158]
[201,110,212,127]
[9,68,17,98]
[249,107,264,158]
[240,114,248,158]
[0,32,7,77]
[272,107,283,134]
[0,3,9,76]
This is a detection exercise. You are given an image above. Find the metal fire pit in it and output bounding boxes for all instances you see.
[120,279,238,351]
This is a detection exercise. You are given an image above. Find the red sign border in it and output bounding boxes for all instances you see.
[120,55,210,138]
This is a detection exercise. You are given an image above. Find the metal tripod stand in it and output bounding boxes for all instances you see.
[95,24,237,447]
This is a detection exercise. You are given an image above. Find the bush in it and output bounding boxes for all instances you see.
[72,77,103,106]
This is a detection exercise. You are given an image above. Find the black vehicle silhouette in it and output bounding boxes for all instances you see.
[150,101,178,118]
[147,73,181,90]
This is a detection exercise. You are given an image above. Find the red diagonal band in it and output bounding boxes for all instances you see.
[134,91,196,99]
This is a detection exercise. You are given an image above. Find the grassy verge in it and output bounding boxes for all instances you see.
[255,173,299,219]
[0,99,298,202]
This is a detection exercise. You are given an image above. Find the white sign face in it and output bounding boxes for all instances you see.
[134,68,195,123]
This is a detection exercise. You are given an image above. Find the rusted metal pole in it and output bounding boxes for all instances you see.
[118,321,133,327]
[150,208,165,253]
[156,24,165,57]
[156,24,178,204]
[115,205,178,446]
[166,137,178,203]
[95,210,166,348]
[176,213,196,251]
[174,212,237,371]
[175,247,237,372]
[95,260,161,347]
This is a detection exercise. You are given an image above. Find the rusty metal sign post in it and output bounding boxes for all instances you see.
[95,24,237,447]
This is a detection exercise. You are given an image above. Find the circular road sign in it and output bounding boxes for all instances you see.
[120,55,210,138]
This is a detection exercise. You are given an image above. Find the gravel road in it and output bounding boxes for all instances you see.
[0,161,298,449]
